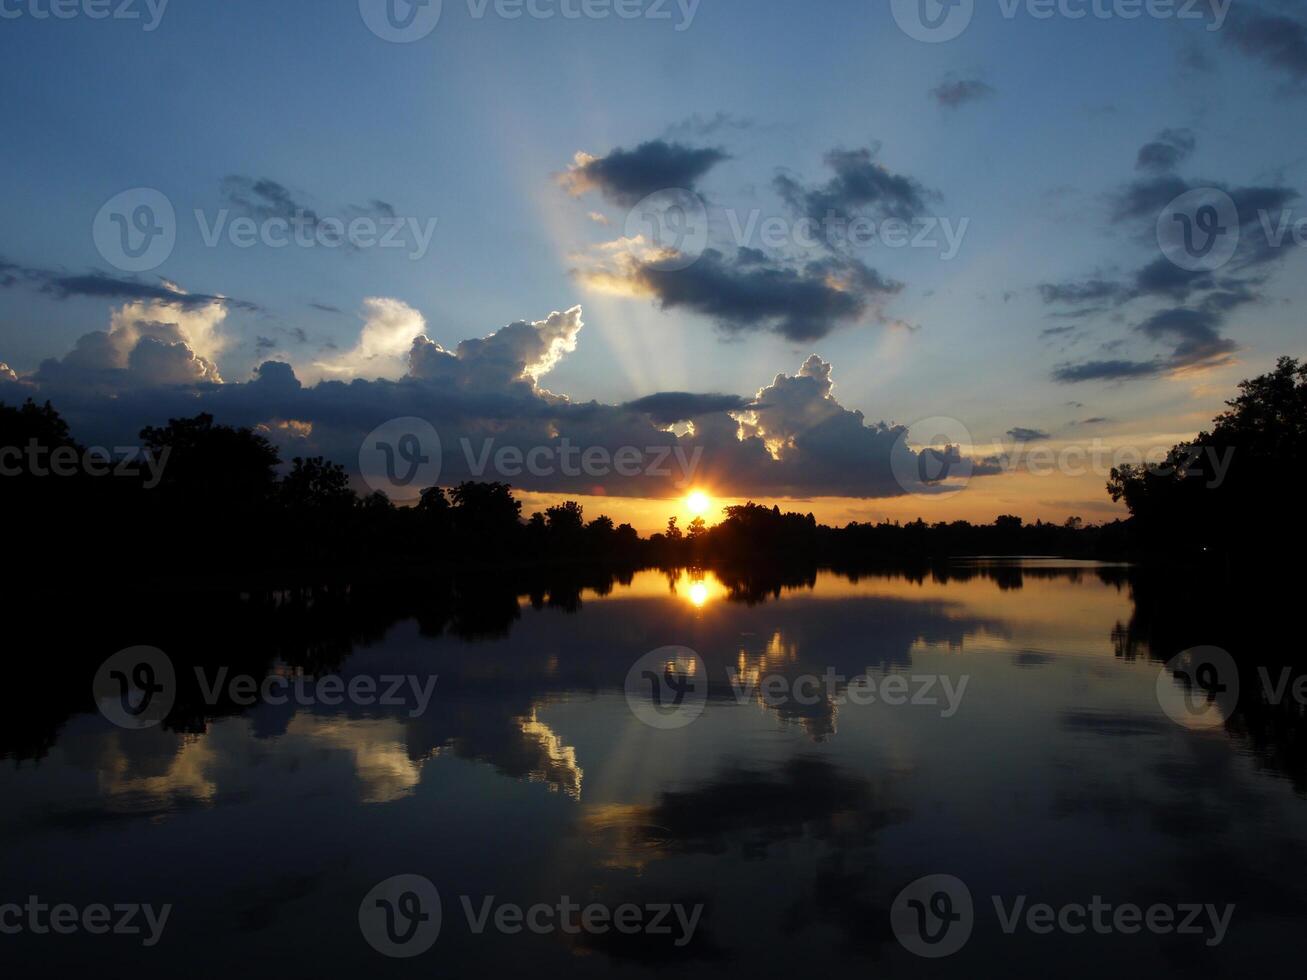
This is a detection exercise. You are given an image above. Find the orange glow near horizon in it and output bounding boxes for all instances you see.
[686,490,711,517]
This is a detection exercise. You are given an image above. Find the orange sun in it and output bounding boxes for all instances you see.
[686,491,711,516]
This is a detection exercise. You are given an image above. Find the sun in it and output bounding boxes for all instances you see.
[686,491,711,516]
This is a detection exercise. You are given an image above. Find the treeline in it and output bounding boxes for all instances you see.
[1107,356,1307,566]
[9,354,1301,582]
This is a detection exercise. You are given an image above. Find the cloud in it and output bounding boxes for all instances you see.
[775,145,933,230]
[408,306,584,390]
[3,306,997,502]
[1225,6,1307,82]
[930,76,995,109]
[1051,358,1164,383]
[0,362,16,383]
[1135,129,1196,173]
[1040,143,1299,384]
[0,259,257,313]
[577,246,901,342]
[664,111,754,139]
[558,141,729,206]
[308,297,427,382]
[623,392,751,425]
[219,176,399,248]
[1006,427,1051,442]
[30,290,230,392]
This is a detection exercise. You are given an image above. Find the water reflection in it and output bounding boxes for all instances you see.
[2,563,1305,976]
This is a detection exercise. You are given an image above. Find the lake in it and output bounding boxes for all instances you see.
[2,561,1303,976]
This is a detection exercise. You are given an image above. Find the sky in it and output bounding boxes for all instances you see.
[2,0,1306,530]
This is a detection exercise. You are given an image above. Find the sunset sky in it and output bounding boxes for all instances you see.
[2,0,1305,530]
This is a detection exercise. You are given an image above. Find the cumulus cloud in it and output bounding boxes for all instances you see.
[0,362,16,383]
[558,141,729,206]
[308,297,427,382]
[31,288,230,392]
[2,305,997,502]
[930,76,995,109]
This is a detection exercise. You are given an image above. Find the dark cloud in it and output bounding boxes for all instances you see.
[775,146,933,230]
[1135,128,1196,173]
[221,176,320,225]
[1136,306,1238,368]
[595,247,902,342]
[930,76,995,109]
[1225,7,1307,81]
[559,140,729,206]
[1007,427,1051,442]
[0,259,256,312]
[1052,358,1163,383]
[1042,151,1298,384]
[623,391,751,424]
[219,177,399,240]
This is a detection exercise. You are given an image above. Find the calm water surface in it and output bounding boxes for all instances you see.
[3,563,1303,977]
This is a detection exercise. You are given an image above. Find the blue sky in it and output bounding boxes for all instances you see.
[2,0,1306,524]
